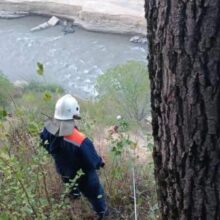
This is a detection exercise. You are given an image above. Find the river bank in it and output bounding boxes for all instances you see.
[0,0,146,35]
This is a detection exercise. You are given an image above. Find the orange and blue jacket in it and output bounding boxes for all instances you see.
[40,127,103,177]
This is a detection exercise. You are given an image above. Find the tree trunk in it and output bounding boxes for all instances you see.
[145,0,220,219]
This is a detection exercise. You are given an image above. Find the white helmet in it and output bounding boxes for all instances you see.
[54,94,81,120]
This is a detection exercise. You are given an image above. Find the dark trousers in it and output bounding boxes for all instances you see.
[62,170,107,215]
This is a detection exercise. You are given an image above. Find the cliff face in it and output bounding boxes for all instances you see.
[0,0,146,35]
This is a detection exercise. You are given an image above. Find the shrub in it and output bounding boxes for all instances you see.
[14,81,65,122]
[0,114,91,220]
[96,61,150,123]
[0,62,157,219]
[24,81,64,94]
[97,119,158,219]
[0,73,13,107]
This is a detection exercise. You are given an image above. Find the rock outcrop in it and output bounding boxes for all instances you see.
[0,0,146,35]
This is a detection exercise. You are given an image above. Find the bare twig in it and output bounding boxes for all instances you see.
[132,167,137,220]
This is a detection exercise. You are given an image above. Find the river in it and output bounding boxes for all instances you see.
[0,16,147,98]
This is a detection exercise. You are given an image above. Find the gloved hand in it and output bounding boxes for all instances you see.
[100,157,105,168]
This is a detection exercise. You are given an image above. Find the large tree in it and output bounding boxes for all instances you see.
[145,0,220,219]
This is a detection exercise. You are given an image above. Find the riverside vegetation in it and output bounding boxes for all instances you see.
[0,61,158,220]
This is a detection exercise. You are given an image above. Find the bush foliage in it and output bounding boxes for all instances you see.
[0,73,13,107]
[96,61,150,123]
[0,63,157,219]
[0,114,158,219]
[24,81,64,94]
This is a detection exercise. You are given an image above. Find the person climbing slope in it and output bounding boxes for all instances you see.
[40,94,108,219]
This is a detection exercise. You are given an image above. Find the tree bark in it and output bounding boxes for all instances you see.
[145,0,220,219]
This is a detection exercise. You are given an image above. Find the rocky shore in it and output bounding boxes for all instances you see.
[0,0,146,35]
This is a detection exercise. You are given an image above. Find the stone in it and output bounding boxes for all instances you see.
[130,36,147,44]
[61,20,75,35]
[47,16,60,26]
[13,80,28,88]
[130,36,140,43]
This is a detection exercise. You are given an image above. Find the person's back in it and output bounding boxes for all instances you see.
[40,94,108,219]
[40,127,81,177]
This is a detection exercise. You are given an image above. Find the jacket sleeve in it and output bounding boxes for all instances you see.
[80,138,104,170]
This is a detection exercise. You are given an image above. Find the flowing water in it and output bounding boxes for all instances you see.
[0,16,147,98]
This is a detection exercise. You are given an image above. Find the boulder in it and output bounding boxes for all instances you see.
[130,36,147,44]
[130,36,140,42]
[47,16,60,26]
[13,80,28,88]
[61,20,75,35]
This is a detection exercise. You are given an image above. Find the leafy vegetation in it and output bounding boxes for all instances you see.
[102,120,158,219]
[24,81,64,94]
[0,118,88,220]
[36,62,44,76]
[0,62,157,219]
[96,61,150,123]
[0,114,157,219]
[0,73,13,107]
